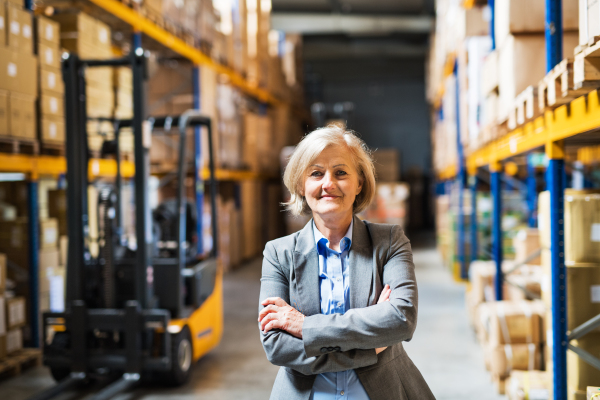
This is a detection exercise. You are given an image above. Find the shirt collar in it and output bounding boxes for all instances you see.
[312,218,353,255]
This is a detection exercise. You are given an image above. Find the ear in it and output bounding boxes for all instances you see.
[356,178,363,195]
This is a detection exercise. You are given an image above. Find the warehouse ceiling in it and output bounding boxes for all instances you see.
[271,0,434,59]
[272,0,432,14]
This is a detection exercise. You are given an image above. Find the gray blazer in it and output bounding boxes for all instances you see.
[259,216,435,400]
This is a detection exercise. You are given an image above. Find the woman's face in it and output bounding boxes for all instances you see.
[302,145,363,220]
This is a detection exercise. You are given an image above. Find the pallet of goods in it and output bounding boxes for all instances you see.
[0,1,39,154]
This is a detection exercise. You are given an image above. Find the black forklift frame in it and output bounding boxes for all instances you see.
[32,47,218,400]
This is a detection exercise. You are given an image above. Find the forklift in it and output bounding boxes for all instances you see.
[31,45,223,400]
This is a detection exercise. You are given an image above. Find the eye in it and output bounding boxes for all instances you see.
[336,170,348,176]
[310,170,323,177]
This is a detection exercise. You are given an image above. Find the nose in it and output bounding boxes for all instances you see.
[322,171,335,190]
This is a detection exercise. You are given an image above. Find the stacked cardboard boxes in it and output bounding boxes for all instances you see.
[538,190,600,398]
[50,12,114,120]
[0,2,38,140]
[36,16,64,145]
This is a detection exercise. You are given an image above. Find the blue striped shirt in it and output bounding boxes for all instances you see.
[310,220,370,400]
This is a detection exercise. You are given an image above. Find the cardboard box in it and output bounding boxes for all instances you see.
[489,300,545,345]
[7,4,33,54]
[0,90,8,137]
[47,190,66,235]
[0,296,6,359]
[6,296,25,329]
[580,0,600,46]
[0,5,5,47]
[40,93,63,117]
[498,33,579,122]
[9,92,36,140]
[588,387,600,400]
[39,248,60,293]
[40,67,64,96]
[513,228,542,265]
[495,0,579,48]
[372,149,400,182]
[38,42,60,70]
[507,370,551,400]
[0,218,28,272]
[566,265,600,331]
[0,47,38,96]
[41,115,65,144]
[506,273,542,301]
[36,15,59,46]
[565,192,600,264]
[59,235,67,266]
[40,218,58,249]
[0,254,6,294]
[490,343,541,378]
[6,328,22,354]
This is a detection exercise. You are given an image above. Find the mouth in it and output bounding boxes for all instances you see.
[320,195,340,200]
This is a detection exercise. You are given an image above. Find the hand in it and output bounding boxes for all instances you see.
[375,285,391,354]
[259,297,305,339]
[378,284,391,304]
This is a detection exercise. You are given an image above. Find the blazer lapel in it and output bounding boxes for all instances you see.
[349,216,374,309]
[293,219,321,317]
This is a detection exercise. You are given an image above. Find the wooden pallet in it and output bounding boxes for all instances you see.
[539,58,590,112]
[574,38,600,90]
[40,141,65,157]
[508,85,538,130]
[0,136,39,155]
[0,349,42,379]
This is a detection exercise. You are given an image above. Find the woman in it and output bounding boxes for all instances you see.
[258,125,435,400]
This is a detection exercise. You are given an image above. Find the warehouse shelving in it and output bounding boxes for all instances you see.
[3,0,291,350]
[435,1,600,398]
[87,0,280,105]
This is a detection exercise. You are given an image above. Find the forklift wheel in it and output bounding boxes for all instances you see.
[166,325,193,386]
[49,332,71,382]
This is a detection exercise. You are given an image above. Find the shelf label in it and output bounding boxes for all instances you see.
[592,285,600,303]
[22,24,31,39]
[592,223,600,242]
[91,160,100,176]
[10,20,19,35]
[7,63,16,77]
[0,16,4,30]
[49,122,57,138]
[45,48,53,65]
[45,24,53,41]
[48,72,56,89]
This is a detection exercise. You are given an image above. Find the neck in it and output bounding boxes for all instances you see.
[313,212,353,251]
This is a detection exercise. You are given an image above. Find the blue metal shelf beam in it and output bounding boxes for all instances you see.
[545,0,563,72]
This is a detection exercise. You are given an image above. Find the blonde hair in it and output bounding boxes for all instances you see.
[283,124,376,216]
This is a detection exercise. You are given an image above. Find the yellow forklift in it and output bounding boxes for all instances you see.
[30,45,222,400]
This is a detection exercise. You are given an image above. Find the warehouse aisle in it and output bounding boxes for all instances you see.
[4,233,503,400]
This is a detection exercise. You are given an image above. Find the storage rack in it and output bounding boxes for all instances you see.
[435,1,600,398]
[6,0,292,350]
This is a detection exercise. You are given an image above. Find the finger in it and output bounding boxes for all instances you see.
[258,305,279,321]
[378,287,391,304]
[261,297,288,307]
[264,319,282,333]
[260,313,276,331]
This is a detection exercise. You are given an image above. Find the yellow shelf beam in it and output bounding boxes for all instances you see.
[88,0,279,105]
[0,154,265,181]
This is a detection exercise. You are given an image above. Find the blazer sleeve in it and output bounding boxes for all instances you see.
[301,225,418,358]
[259,241,379,375]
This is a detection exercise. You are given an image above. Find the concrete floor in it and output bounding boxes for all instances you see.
[2,233,504,400]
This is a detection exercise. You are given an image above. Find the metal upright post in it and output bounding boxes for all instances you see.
[27,178,39,347]
[131,38,154,309]
[491,162,503,300]
[470,174,478,264]
[489,0,495,50]
[547,141,567,400]
[527,155,538,227]
[455,62,466,280]
[545,0,563,72]
[192,66,204,256]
